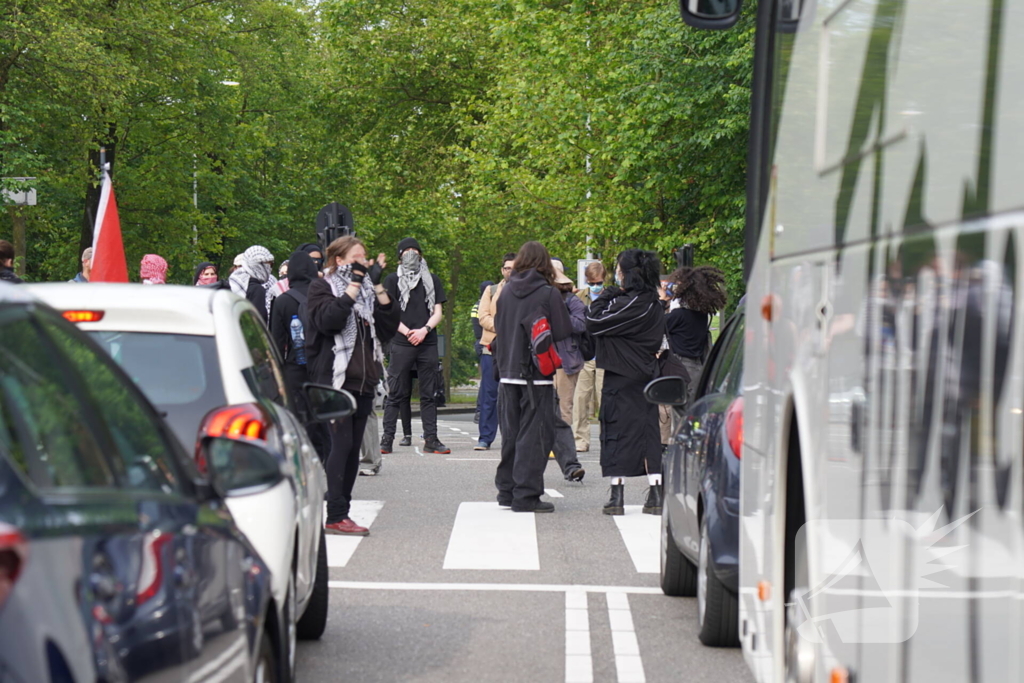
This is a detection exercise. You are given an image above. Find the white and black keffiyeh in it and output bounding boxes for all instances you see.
[327,265,385,391]
[397,251,435,312]
[229,245,278,315]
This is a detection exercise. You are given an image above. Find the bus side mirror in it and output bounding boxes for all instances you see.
[680,0,742,30]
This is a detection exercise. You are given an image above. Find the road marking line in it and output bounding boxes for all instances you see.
[446,458,500,461]
[443,502,539,570]
[607,592,646,683]
[325,500,383,568]
[545,488,564,498]
[565,591,593,683]
[613,506,660,574]
[414,446,424,457]
[448,427,461,432]
[326,581,663,594]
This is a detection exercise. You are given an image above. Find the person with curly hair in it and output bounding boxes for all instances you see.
[665,265,727,405]
[586,249,666,516]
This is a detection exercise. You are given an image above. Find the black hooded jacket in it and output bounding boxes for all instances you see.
[493,269,572,381]
[586,286,665,381]
[269,251,318,366]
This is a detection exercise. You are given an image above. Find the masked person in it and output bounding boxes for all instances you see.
[493,242,573,512]
[229,245,277,323]
[572,262,607,452]
[0,240,22,284]
[307,236,398,535]
[586,249,666,516]
[380,238,450,455]
[269,250,329,461]
[194,262,219,286]
[476,252,517,450]
[140,254,168,285]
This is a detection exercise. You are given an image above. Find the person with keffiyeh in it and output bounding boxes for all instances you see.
[307,236,399,536]
[229,245,277,322]
[379,237,450,455]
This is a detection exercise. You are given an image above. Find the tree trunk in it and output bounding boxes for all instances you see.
[443,246,462,402]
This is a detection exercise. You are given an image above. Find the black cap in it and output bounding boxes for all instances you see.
[397,237,422,258]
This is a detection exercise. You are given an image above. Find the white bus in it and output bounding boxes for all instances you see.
[683,1,1024,682]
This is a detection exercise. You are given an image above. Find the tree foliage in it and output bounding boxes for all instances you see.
[1,0,753,385]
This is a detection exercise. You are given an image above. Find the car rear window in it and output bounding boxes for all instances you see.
[88,331,227,450]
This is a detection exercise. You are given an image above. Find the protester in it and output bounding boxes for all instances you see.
[307,236,398,535]
[140,254,168,285]
[551,259,586,427]
[0,240,22,284]
[279,260,289,279]
[229,245,277,322]
[586,249,665,516]
[476,252,517,450]
[493,241,572,513]
[470,280,493,425]
[269,250,329,461]
[297,242,325,273]
[380,238,449,455]
[358,366,386,476]
[70,247,93,283]
[572,261,607,451]
[666,265,727,405]
[194,262,218,286]
[229,253,245,275]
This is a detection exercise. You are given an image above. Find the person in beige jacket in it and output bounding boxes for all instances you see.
[573,261,607,451]
[475,252,517,449]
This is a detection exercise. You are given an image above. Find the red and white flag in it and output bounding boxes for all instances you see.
[90,166,128,283]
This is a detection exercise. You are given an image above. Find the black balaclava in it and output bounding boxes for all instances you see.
[286,251,318,296]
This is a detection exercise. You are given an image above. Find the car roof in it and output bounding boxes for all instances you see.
[22,283,231,336]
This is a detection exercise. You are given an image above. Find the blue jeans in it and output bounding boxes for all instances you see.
[478,353,499,444]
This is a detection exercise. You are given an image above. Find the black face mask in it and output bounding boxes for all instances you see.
[311,257,324,272]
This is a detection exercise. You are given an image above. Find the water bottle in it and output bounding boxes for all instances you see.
[290,315,307,365]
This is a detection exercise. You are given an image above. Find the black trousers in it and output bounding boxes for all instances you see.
[552,393,582,476]
[326,392,375,523]
[383,343,440,441]
[283,363,329,463]
[496,383,555,507]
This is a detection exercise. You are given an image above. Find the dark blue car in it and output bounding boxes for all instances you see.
[646,304,745,647]
[0,284,288,682]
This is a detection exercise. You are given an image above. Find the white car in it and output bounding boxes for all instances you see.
[26,283,337,681]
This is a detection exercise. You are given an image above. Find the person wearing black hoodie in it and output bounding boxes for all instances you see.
[586,249,666,516]
[269,250,328,460]
[307,236,399,536]
[493,241,573,513]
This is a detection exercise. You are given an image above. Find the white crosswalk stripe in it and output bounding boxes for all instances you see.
[612,506,660,573]
[443,502,540,570]
[326,500,384,567]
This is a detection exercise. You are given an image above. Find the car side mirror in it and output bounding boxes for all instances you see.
[679,0,742,30]
[644,376,689,407]
[197,436,285,497]
[303,383,356,422]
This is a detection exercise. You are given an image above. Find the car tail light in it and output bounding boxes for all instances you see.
[0,523,28,611]
[137,532,173,605]
[61,310,105,323]
[195,403,271,472]
[726,396,744,459]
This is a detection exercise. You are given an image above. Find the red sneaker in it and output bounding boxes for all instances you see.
[325,518,369,536]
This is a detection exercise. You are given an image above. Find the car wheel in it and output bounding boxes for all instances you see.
[254,626,278,683]
[697,515,739,646]
[296,530,329,640]
[660,507,697,596]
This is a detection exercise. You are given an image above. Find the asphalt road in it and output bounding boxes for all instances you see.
[296,413,754,683]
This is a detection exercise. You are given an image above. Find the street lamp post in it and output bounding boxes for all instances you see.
[2,177,37,277]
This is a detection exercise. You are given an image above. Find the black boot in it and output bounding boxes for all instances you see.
[603,484,625,516]
[643,483,663,515]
